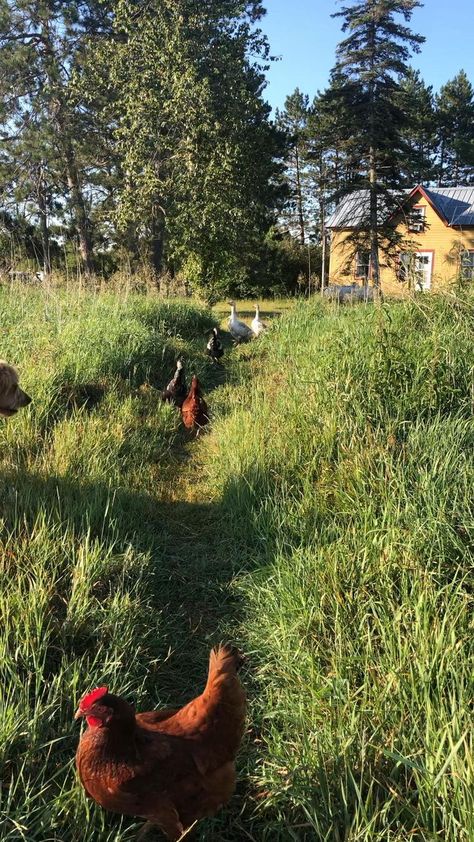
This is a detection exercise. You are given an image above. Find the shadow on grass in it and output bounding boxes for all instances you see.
[0,458,435,841]
[0,463,249,701]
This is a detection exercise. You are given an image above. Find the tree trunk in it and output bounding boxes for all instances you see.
[63,141,95,275]
[150,211,166,276]
[368,16,380,290]
[37,168,51,276]
[319,153,327,290]
[369,143,380,289]
[41,20,95,276]
[438,139,445,186]
[294,142,305,244]
[38,201,51,276]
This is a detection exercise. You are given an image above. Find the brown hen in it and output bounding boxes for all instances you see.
[75,646,246,841]
[180,375,209,432]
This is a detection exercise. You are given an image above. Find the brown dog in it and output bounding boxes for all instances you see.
[0,361,32,417]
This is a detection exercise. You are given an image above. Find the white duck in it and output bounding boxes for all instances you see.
[228,301,253,343]
[251,304,267,337]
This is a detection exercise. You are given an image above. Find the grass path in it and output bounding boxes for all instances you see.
[140,336,261,840]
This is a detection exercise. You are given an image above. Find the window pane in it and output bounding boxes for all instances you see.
[408,207,425,232]
[398,251,413,282]
[460,251,474,281]
[356,251,370,279]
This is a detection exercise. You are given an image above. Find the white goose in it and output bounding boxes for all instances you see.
[251,304,267,337]
[228,301,253,342]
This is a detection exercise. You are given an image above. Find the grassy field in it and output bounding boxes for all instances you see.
[0,287,473,841]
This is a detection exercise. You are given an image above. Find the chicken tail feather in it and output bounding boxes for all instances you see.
[203,645,246,748]
[207,645,244,683]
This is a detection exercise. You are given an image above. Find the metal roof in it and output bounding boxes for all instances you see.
[326,189,408,229]
[423,186,474,226]
[326,185,474,229]
[326,190,369,229]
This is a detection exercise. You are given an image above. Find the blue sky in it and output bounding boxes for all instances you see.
[261,0,474,112]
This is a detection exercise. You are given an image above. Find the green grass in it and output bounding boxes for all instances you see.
[0,286,473,841]
[0,287,222,840]
[204,294,474,840]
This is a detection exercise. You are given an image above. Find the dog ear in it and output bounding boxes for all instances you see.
[0,362,16,395]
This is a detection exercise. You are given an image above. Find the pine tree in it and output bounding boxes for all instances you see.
[0,0,113,275]
[306,73,357,285]
[398,68,436,185]
[329,0,424,288]
[435,70,474,186]
[276,89,312,244]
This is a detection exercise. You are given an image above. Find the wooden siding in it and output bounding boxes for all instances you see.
[328,188,474,296]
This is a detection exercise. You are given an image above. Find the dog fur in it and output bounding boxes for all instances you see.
[0,361,32,417]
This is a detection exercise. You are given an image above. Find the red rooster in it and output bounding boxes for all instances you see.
[75,646,246,841]
[180,375,209,432]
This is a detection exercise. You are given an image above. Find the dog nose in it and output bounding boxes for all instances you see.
[21,392,32,406]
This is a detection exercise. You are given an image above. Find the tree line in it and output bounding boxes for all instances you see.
[0,0,473,295]
[0,0,291,298]
[278,68,474,249]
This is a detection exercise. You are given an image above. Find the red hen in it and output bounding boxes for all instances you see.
[180,375,209,432]
[75,646,246,841]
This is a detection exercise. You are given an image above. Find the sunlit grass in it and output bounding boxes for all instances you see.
[0,287,218,841]
[204,292,474,840]
[0,286,472,840]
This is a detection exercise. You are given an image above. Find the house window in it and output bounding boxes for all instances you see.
[398,251,433,290]
[408,206,426,233]
[460,250,474,282]
[355,251,370,280]
[398,252,414,283]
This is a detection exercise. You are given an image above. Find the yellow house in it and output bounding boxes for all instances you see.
[326,185,474,295]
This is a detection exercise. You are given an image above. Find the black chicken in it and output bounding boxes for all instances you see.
[161,359,187,407]
[206,328,224,364]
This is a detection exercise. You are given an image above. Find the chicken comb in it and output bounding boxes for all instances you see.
[79,686,109,708]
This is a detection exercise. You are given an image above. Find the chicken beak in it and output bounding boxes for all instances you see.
[74,706,85,720]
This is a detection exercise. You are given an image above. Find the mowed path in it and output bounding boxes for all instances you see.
[152,299,288,664]
[142,304,284,839]
[146,321,244,707]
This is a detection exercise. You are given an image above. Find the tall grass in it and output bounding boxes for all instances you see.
[1,287,472,841]
[0,287,218,841]
[204,294,474,840]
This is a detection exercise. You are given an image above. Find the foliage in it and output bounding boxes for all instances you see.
[275,89,313,244]
[325,0,425,286]
[108,0,285,286]
[0,0,285,292]
[436,70,474,186]
[0,0,112,274]
[398,67,437,185]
